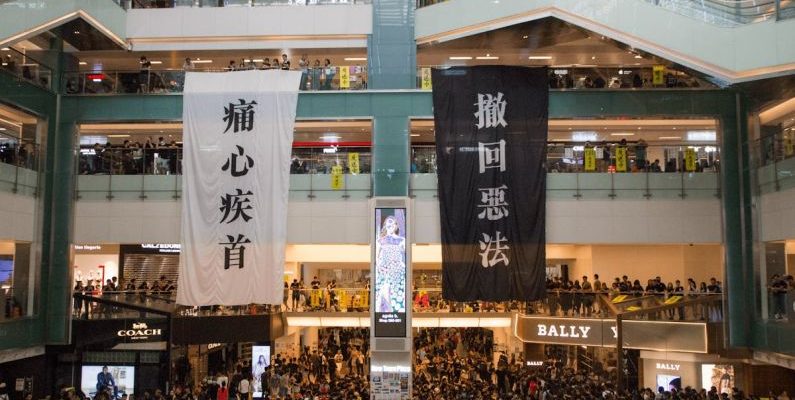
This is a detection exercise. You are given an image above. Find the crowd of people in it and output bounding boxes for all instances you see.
[25,325,795,400]
[72,275,176,317]
[0,140,37,170]
[79,137,181,175]
[542,274,725,321]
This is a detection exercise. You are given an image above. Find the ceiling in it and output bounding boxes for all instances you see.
[0,103,38,140]
[416,17,665,69]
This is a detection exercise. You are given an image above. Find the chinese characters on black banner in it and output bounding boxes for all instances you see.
[475,92,511,269]
[219,99,257,269]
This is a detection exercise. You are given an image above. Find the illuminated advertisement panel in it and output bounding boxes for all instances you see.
[251,345,271,397]
[374,207,407,337]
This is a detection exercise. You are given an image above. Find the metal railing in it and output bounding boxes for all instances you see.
[122,0,370,8]
[753,127,795,194]
[63,66,367,94]
[0,47,53,90]
[73,142,721,200]
[416,66,712,90]
[70,288,723,322]
[0,138,42,196]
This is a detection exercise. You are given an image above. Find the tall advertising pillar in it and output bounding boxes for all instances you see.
[370,197,412,400]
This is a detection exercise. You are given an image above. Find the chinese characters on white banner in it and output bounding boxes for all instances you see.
[177,70,302,306]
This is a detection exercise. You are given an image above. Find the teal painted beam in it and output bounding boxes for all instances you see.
[0,71,57,350]
[62,90,741,121]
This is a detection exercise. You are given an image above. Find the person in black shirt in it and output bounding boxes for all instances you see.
[280,54,291,70]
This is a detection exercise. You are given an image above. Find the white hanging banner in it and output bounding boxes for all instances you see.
[177,70,301,306]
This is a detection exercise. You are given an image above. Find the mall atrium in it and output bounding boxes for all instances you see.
[1,0,795,399]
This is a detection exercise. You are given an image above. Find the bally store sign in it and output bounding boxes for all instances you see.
[117,322,164,341]
[514,316,709,353]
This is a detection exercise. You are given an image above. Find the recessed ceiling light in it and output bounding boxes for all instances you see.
[528,56,552,60]
[634,55,643,59]
[672,127,678,130]
[149,61,162,64]
[78,61,87,65]
[476,55,499,60]
[0,128,6,131]
[637,127,642,130]
[658,136,682,140]
[74,31,80,34]
[449,56,473,60]
[611,133,635,136]
[591,56,596,60]
[410,134,421,137]
[0,48,9,51]
[193,59,213,64]
[344,57,367,61]
[523,35,529,39]
[107,134,130,138]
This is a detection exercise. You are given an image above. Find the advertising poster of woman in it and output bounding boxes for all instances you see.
[374,209,406,315]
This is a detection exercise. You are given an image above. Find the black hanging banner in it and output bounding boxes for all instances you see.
[432,66,548,302]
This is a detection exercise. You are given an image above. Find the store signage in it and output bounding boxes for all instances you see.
[207,343,223,350]
[74,244,103,251]
[656,363,681,371]
[515,315,709,353]
[140,244,181,253]
[537,324,592,338]
[117,322,163,341]
[526,361,544,367]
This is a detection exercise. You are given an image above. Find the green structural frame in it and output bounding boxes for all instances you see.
[2,79,793,354]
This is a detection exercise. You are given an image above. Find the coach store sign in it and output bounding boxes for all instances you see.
[117,322,165,342]
[514,316,709,353]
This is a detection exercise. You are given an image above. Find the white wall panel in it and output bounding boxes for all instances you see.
[760,187,795,242]
[0,191,36,242]
[74,196,723,245]
[126,5,372,51]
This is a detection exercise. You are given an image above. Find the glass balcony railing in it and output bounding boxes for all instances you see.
[0,47,53,90]
[0,139,42,197]
[74,143,721,200]
[416,66,713,90]
[63,66,367,94]
[73,288,723,324]
[121,0,370,8]
[643,0,795,26]
[754,128,795,194]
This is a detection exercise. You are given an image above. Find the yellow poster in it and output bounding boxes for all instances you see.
[348,152,360,174]
[785,131,794,157]
[310,289,321,308]
[420,67,432,90]
[653,65,665,85]
[615,146,628,172]
[338,289,348,311]
[331,165,344,190]
[339,66,350,89]
[584,147,596,172]
[685,148,697,172]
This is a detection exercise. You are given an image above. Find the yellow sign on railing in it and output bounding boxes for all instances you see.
[652,65,665,85]
[615,146,627,172]
[685,148,697,172]
[339,66,350,89]
[420,67,432,90]
[348,152,360,174]
[331,165,344,190]
[786,131,794,157]
[584,147,597,172]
